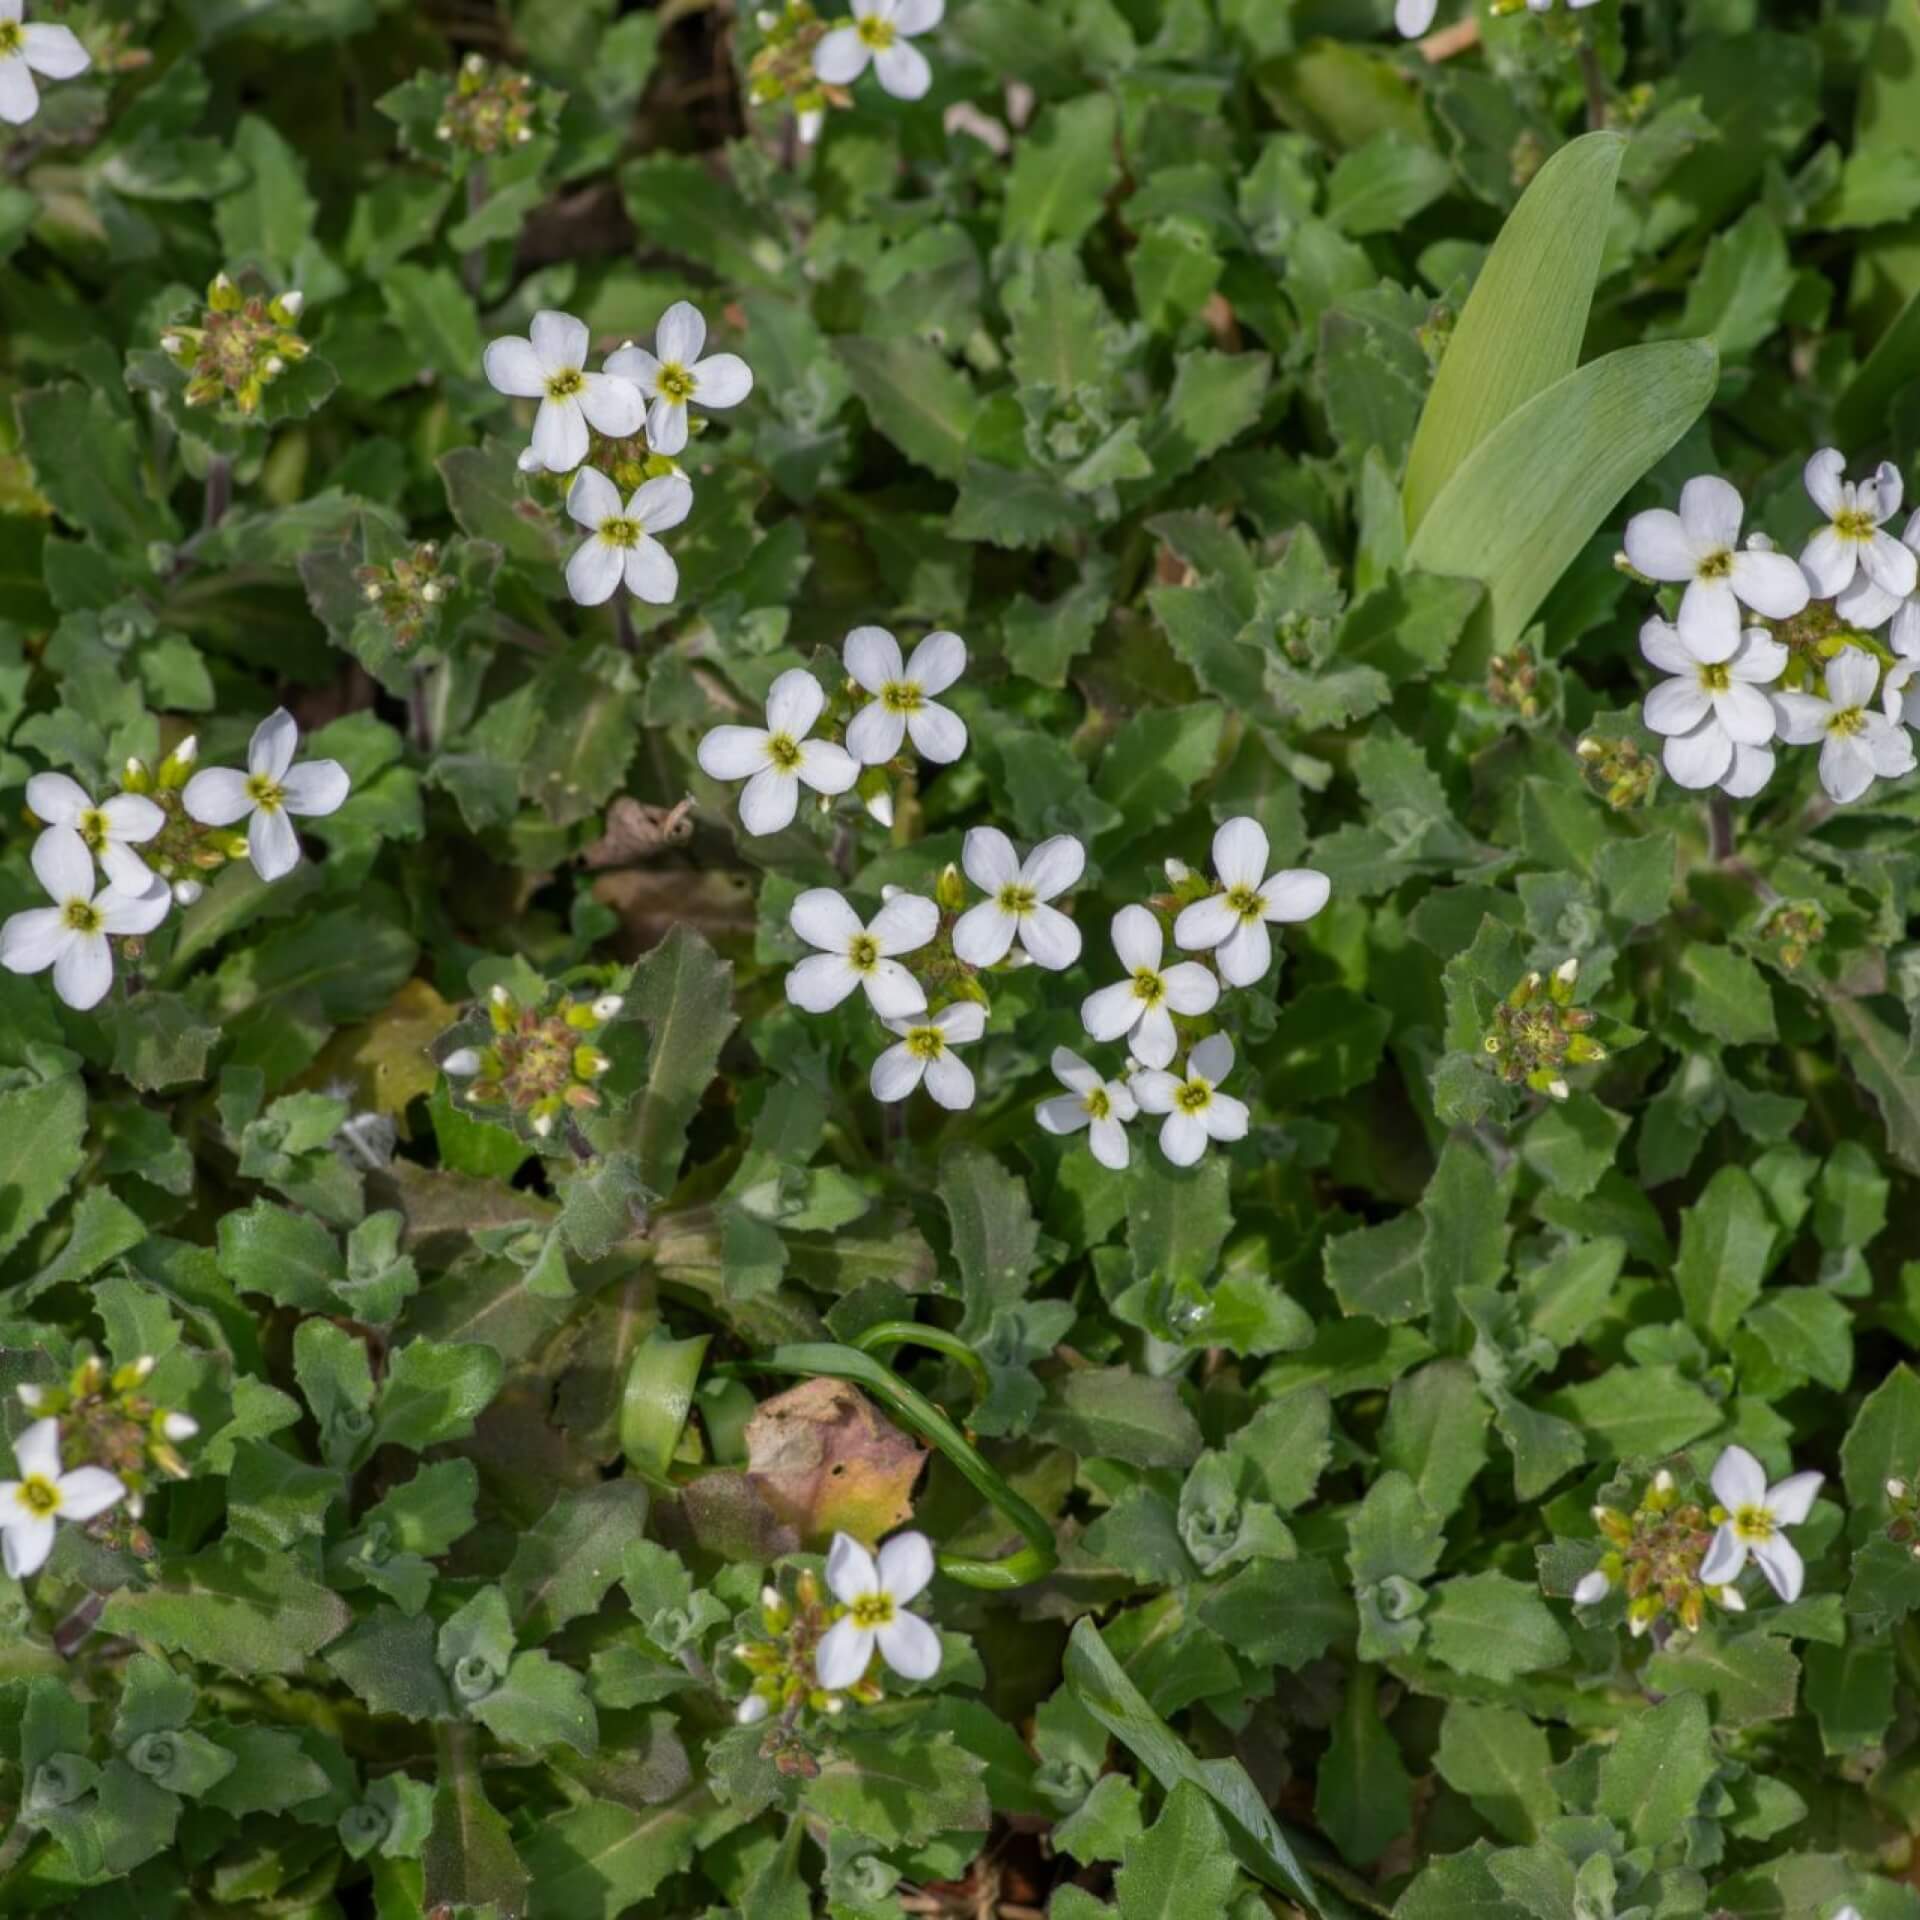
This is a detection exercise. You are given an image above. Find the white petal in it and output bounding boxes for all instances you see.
[1129,1070,1180,1114]
[1661,721,1732,790]
[1051,1049,1103,1095]
[869,892,938,955]
[530,310,589,374]
[794,740,858,797]
[1,1515,54,1577]
[1804,448,1846,518]
[97,793,165,843]
[1110,905,1163,974]
[1395,0,1438,30]
[20,23,88,79]
[1821,734,1875,804]
[1125,1007,1176,1071]
[952,902,1017,968]
[624,538,678,606]
[1675,578,1741,664]
[815,1617,875,1690]
[1210,816,1268,890]
[1038,1094,1092,1136]
[1088,1116,1130,1170]
[280,760,350,819]
[877,1530,935,1603]
[791,887,863,951]
[893,0,945,30]
[1869,715,1917,776]
[906,630,966,695]
[0,908,71,976]
[603,344,661,393]
[1711,1444,1769,1513]
[567,466,622,530]
[566,537,624,606]
[181,766,253,826]
[249,806,301,882]
[906,702,967,765]
[766,669,826,740]
[531,396,588,474]
[1869,460,1905,522]
[698,726,772,781]
[656,301,707,368]
[1678,474,1743,550]
[1173,894,1237,953]
[1697,1524,1747,1588]
[1728,548,1810,620]
[1022,834,1085,902]
[870,1042,925,1103]
[1082,980,1145,1044]
[933,1001,986,1044]
[1204,1092,1250,1142]
[1770,692,1831,747]
[1764,1471,1823,1527]
[646,395,688,456]
[689,352,752,409]
[961,825,1019,893]
[813,25,871,80]
[25,772,88,826]
[1865,529,1920,600]
[1749,1533,1804,1604]
[54,1466,124,1522]
[1216,917,1271,988]
[1799,525,1857,598]
[786,953,861,1013]
[1622,507,1699,583]
[1159,1110,1208,1167]
[1728,630,1789,682]
[922,1050,975,1110]
[1643,677,1713,736]
[875,1609,942,1679]
[1190,1033,1235,1083]
[846,701,908,767]
[739,768,799,835]
[1019,903,1080,971]
[1712,681,1775,747]
[14,1419,60,1480]
[825,1531,879,1603]
[873,39,933,98]
[482,335,546,398]
[1638,617,1694,676]
[844,626,904,691]
[52,933,111,1010]
[1827,646,1880,709]
[863,960,927,1021]
[96,884,170,936]
[1261,868,1330,923]
[1160,962,1220,1015]
[1720,743,1775,799]
[631,473,694,534]
[579,372,645,439]
[1836,572,1903,632]
[31,825,93,903]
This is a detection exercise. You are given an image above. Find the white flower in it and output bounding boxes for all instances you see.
[1800,449,1918,605]
[1394,0,1437,33]
[1638,617,1785,790]
[843,627,967,766]
[785,887,936,1019]
[1571,1570,1610,1606]
[0,828,169,1011]
[0,1419,125,1578]
[1130,1033,1249,1168]
[0,1,89,126]
[1884,657,1920,733]
[182,709,352,882]
[735,1693,770,1725]
[695,670,859,835]
[1173,817,1329,989]
[1831,505,1920,647]
[814,1530,942,1688]
[481,310,645,474]
[1080,905,1220,1071]
[1699,1443,1823,1604]
[1623,475,1809,662]
[603,302,752,458]
[1773,646,1917,804]
[871,1001,984,1109]
[814,0,942,100]
[24,772,164,895]
[951,827,1083,971]
[1035,1047,1137,1170]
[563,468,692,606]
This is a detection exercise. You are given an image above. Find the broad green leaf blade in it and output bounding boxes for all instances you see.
[1406,339,1719,654]
[1402,132,1625,533]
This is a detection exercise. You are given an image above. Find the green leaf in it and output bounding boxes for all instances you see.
[801,1731,991,1847]
[1094,704,1226,851]
[1594,1692,1716,1847]
[1424,1572,1571,1682]
[0,1074,87,1262]
[1433,1703,1560,1844]
[371,1337,504,1454]
[1677,944,1778,1045]
[1315,1665,1412,1868]
[1034,1368,1204,1469]
[942,1144,1039,1339]
[1002,94,1121,249]
[504,1480,652,1641]
[1673,1165,1775,1347]
[1127,1154,1234,1289]
[472,1650,598,1755]
[836,335,982,481]
[1380,1362,1491,1522]
[423,1726,529,1918]
[1325,1212,1426,1324]
[522,1792,707,1920]
[1842,1362,1920,1510]
[1115,1780,1241,1919]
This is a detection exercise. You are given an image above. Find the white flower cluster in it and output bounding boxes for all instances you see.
[481,302,754,608]
[0,0,89,127]
[813,0,942,103]
[2,711,349,1010]
[1625,454,1920,806]
[0,1417,124,1579]
[1396,0,1595,36]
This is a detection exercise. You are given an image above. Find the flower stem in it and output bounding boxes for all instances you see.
[1707,791,1735,862]
[462,163,490,297]
[201,456,231,534]
[1578,42,1608,131]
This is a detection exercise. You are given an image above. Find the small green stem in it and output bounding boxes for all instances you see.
[851,1320,993,1408]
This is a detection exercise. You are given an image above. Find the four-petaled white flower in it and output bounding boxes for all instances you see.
[25,772,164,895]
[843,626,967,766]
[1698,1443,1822,1604]
[482,310,644,475]
[604,302,753,458]
[1080,904,1219,1070]
[1130,1033,1249,1167]
[1831,504,1920,650]
[1036,1047,1137,1170]
[1638,617,1785,791]
[951,827,1084,971]
[1800,448,1919,606]
[1173,817,1329,989]
[1772,646,1917,805]
[815,0,942,100]
[564,468,692,606]
[0,827,169,1011]
[695,669,859,835]
[871,1001,984,1108]
[0,1,90,128]
[814,1529,942,1688]
[182,709,352,883]
[0,1418,125,1578]
[785,887,936,1020]
[1622,475,1809,662]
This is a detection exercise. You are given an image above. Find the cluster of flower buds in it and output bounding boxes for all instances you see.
[1574,732,1659,811]
[730,1570,879,1746]
[746,3,838,145]
[1486,643,1542,720]
[354,542,453,654]
[438,982,623,1144]
[159,274,309,417]
[1885,1476,1920,1559]
[116,737,229,905]
[435,53,539,154]
[18,1354,197,1520]
[518,426,675,497]
[1755,898,1826,973]
[1575,1468,1745,1636]
[1482,958,1606,1100]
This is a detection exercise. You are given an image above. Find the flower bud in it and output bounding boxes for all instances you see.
[162,1413,198,1442]
[17,1384,44,1409]
[1572,1570,1610,1605]
[277,290,304,320]
[171,879,203,908]
[1890,1478,1910,1502]
[736,1693,770,1724]
[442,1048,483,1077]
[592,994,625,1022]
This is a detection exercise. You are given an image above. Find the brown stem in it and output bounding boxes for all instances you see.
[201,456,231,533]
[462,162,489,298]
[1418,14,1480,60]
[1577,42,1608,130]
[52,1588,107,1659]
[1707,792,1735,863]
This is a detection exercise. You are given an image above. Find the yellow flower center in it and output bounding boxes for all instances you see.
[1132,968,1165,1005]
[1175,1079,1212,1114]
[62,900,101,935]
[77,808,109,850]
[856,14,897,48]
[1695,548,1734,580]
[1733,1505,1775,1542]
[1699,663,1732,692]
[850,1592,895,1628]
[16,1475,60,1518]
[0,22,21,55]
[848,934,879,972]
[1835,507,1876,541]
[656,362,696,403]
[996,883,1037,916]
[1829,706,1866,737]
[599,515,640,550]
[1085,1087,1111,1120]
[904,1025,945,1061]
[880,680,924,714]
[246,772,286,812]
[765,733,803,772]
[1225,883,1265,923]
[545,366,584,400]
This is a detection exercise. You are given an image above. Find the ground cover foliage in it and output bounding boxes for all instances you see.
[9,0,1920,1916]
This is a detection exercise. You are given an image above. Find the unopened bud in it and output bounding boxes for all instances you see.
[592,994,625,1021]
[421,581,443,603]
[517,447,545,474]
[442,1048,482,1077]
[17,1384,44,1409]
[1893,1478,1912,1501]
[171,879,203,908]
[1572,1570,1610,1605]
[736,1693,769,1724]
[1554,956,1579,985]
[278,290,304,320]
[162,1413,198,1441]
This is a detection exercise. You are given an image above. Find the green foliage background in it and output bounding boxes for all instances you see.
[8,0,1920,1914]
